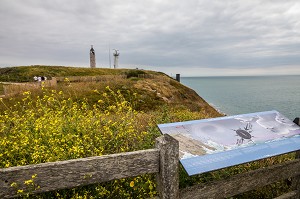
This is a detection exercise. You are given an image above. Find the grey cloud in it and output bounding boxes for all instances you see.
[0,0,300,76]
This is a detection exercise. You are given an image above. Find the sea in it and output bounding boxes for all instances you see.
[181,75,300,121]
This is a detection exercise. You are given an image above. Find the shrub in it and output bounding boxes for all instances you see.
[125,70,145,78]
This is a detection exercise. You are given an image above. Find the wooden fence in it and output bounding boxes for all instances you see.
[2,78,57,97]
[55,75,127,82]
[1,129,300,198]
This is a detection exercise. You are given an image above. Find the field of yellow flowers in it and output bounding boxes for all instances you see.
[1,85,165,198]
[0,80,295,198]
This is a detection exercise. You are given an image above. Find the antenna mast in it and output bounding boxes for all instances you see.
[109,43,111,68]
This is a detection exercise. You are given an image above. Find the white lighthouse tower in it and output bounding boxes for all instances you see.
[113,49,119,69]
[90,45,96,68]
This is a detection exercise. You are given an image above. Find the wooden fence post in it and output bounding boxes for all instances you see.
[291,150,300,199]
[156,134,179,199]
[293,118,300,198]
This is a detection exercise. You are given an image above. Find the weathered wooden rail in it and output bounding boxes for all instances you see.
[1,119,300,199]
[55,75,127,82]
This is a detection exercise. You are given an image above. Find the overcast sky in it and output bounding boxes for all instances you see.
[1,0,300,76]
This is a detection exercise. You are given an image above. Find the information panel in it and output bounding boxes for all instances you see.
[158,110,300,176]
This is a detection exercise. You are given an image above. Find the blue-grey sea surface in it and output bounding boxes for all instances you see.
[181,75,300,120]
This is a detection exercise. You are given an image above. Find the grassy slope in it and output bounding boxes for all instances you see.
[0,65,220,117]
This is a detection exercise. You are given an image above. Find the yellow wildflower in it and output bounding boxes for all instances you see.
[17,189,24,194]
[24,179,33,185]
[130,181,134,187]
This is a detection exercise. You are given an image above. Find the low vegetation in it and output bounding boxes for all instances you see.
[0,66,295,198]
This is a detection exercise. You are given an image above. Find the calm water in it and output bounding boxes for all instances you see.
[181,75,300,120]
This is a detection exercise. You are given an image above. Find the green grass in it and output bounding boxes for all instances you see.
[0,65,159,82]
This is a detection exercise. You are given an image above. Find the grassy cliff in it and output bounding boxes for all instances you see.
[0,65,222,198]
[0,65,220,116]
